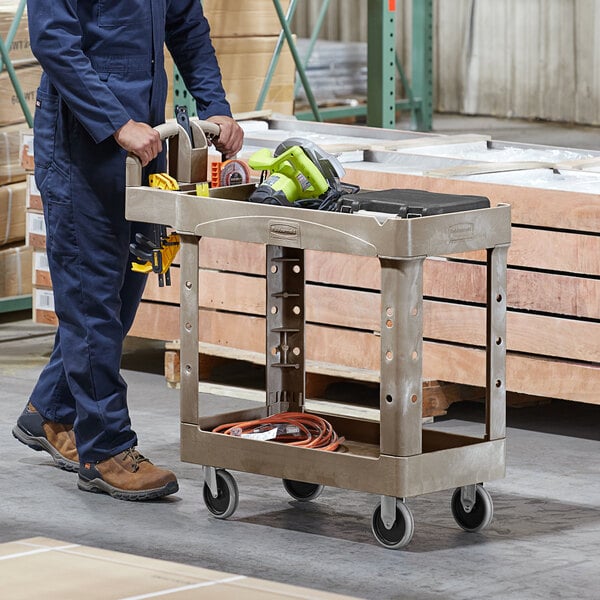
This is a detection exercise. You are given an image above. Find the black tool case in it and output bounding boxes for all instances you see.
[336,188,490,217]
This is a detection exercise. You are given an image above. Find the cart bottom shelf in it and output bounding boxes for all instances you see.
[181,417,505,499]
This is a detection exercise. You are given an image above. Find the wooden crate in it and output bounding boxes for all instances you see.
[131,168,599,406]
[130,235,598,405]
[341,163,599,405]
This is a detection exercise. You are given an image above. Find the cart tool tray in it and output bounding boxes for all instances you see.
[125,121,511,549]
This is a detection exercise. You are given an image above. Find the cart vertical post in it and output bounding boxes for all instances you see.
[379,256,425,457]
[265,245,306,415]
[486,244,509,441]
[180,233,200,426]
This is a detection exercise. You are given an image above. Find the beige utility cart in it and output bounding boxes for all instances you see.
[126,121,511,549]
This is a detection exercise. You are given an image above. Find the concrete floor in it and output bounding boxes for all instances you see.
[1,316,599,599]
[1,114,600,598]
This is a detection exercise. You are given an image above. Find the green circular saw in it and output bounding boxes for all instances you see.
[248,138,357,210]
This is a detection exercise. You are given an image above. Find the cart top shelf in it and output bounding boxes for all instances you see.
[125,184,511,259]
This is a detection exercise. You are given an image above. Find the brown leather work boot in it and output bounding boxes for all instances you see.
[12,402,79,471]
[78,448,178,501]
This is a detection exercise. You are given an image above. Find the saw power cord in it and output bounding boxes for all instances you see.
[212,412,344,452]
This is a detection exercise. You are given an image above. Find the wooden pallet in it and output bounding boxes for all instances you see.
[129,130,600,408]
[160,339,485,418]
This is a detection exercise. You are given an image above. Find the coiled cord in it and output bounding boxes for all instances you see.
[212,412,344,452]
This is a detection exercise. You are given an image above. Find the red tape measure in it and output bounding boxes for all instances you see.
[219,159,251,186]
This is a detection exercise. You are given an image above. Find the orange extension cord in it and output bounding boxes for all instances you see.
[212,412,345,452]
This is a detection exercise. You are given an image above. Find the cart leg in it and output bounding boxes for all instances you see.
[379,257,425,457]
[179,234,199,426]
[486,244,509,441]
[265,245,305,415]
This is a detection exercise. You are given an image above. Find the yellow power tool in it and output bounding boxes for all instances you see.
[130,173,181,287]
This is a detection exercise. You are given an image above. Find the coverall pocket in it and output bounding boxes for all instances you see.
[45,178,79,258]
[97,1,150,28]
[33,89,59,170]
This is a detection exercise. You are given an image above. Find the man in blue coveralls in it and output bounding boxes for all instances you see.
[12,0,244,500]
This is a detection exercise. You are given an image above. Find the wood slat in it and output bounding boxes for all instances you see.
[199,238,264,275]
[197,221,600,279]
[450,227,600,276]
[424,259,600,319]
[306,253,600,319]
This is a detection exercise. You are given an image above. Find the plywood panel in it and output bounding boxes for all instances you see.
[451,227,600,276]
[130,304,600,404]
[143,267,599,364]
[574,0,600,123]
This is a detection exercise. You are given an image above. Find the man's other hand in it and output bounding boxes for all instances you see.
[113,120,162,166]
[206,115,244,159]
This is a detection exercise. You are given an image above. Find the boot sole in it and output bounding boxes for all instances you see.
[12,424,79,472]
[77,476,179,501]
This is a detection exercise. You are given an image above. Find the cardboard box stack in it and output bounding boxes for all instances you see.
[20,131,55,324]
[0,3,38,305]
[19,126,57,324]
[203,0,295,115]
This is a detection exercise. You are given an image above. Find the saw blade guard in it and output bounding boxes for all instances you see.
[274,137,346,191]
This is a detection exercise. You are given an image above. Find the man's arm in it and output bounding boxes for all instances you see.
[27,0,130,143]
[28,1,162,162]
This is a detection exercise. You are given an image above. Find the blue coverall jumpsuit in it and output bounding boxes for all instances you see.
[27,0,231,463]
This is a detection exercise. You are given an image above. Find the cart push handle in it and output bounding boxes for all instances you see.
[125,118,221,187]
[126,119,219,287]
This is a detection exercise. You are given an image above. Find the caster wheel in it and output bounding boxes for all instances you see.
[282,479,324,502]
[451,484,493,532]
[371,500,414,549]
[202,470,239,519]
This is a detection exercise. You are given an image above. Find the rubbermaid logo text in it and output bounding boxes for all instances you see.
[449,222,474,241]
[269,222,299,239]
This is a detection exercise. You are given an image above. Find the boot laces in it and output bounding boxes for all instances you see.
[123,448,150,472]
